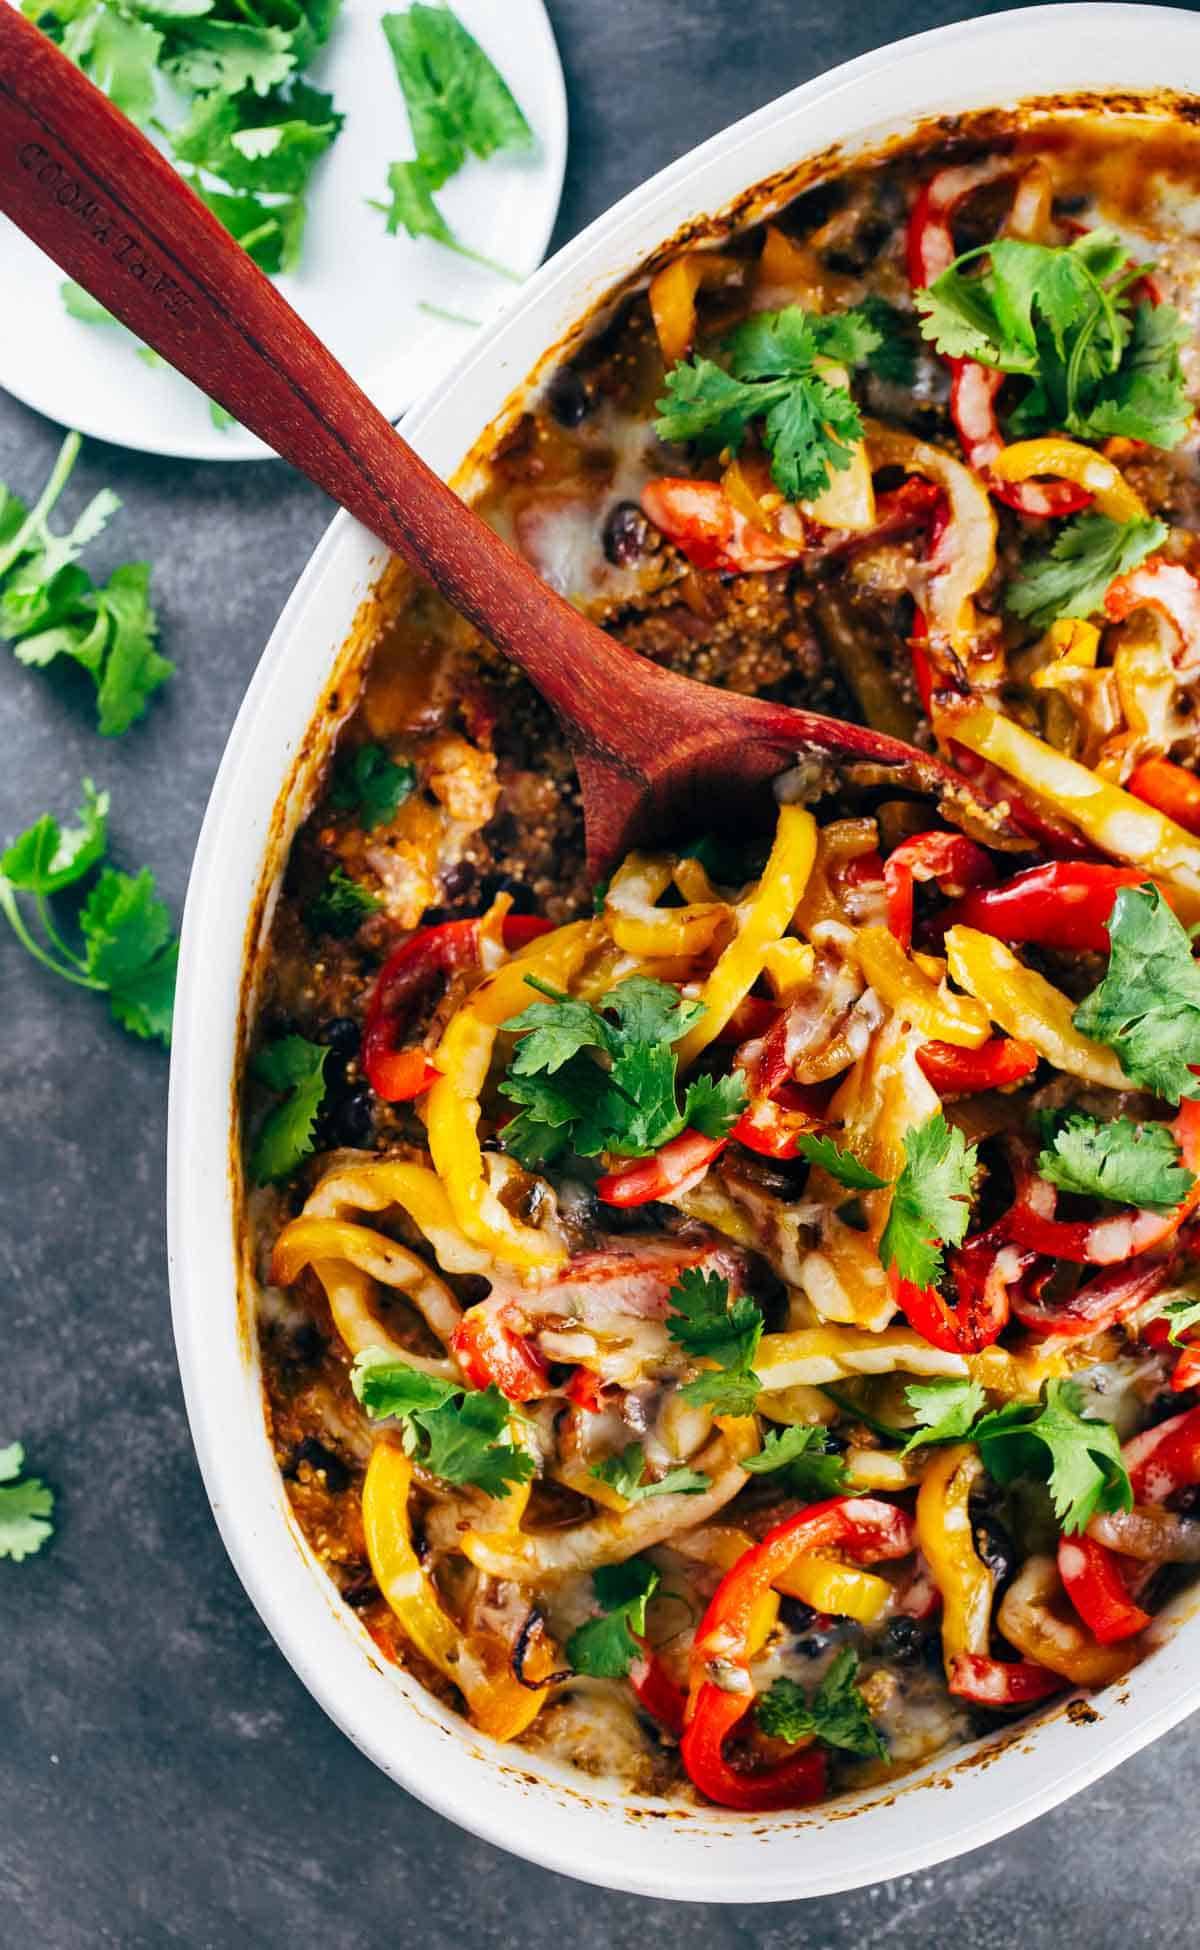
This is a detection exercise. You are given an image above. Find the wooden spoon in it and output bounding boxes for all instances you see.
[0,10,954,871]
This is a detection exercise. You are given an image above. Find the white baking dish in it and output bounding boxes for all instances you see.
[167,4,1200,1901]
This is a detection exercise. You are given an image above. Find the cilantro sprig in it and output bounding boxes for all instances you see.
[0,779,177,1045]
[972,1379,1131,1534]
[667,1268,765,1415]
[1037,1113,1195,1211]
[27,0,344,277]
[376,4,531,272]
[899,1377,988,1454]
[249,1034,329,1183]
[654,303,882,502]
[566,1558,660,1679]
[498,974,747,1169]
[915,230,1191,450]
[1007,513,1167,634]
[878,1113,977,1289]
[795,1131,889,1192]
[741,1422,849,1496]
[351,1351,534,1495]
[590,1441,710,1504]
[756,1648,886,1761]
[0,431,171,734]
[0,1442,55,1563]
[1073,885,1200,1104]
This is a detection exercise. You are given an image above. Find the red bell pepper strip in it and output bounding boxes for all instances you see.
[909,608,937,717]
[948,1653,1065,1707]
[682,1497,914,1811]
[452,1304,549,1403]
[1128,756,1200,838]
[629,1644,687,1738]
[883,830,996,950]
[932,861,1153,954]
[906,164,1090,520]
[825,475,942,556]
[1005,1099,1200,1267]
[1012,1254,1175,1340]
[731,1081,830,1160]
[889,1223,1027,1357]
[916,1036,1038,1096]
[563,1367,602,1411]
[946,740,1097,860]
[595,1128,726,1207]
[1123,1402,1200,1503]
[363,912,553,1101]
[1057,1535,1152,1644]
[640,478,803,574]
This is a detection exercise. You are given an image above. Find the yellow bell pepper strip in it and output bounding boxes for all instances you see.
[756,1324,970,1390]
[604,851,730,959]
[852,925,991,1048]
[674,804,817,1067]
[648,251,743,366]
[761,936,815,1001]
[303,1158,495,1275]
[270,1215,463,1355]
[682,1497,915,1812]
[426,922,600,1270]
[989,438,1148,522]
[916,1444,994,1680]
[939,701,1200,919]
[361,1441,549,1742]
[944,924,1134,1090]
[996,1552,1138,1687]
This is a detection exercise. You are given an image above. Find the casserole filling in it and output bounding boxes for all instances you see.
[243,111,1200,1808]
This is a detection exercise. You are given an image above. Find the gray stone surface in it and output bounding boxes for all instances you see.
[2,1,1198,1943]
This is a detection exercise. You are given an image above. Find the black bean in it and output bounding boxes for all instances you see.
[972,1511,1016,1593]
[546,365,593,427]
[318,1016,360,1057]
[286,1436,351,1493]
[440,859,477,902]
[602,500,653,567]
[881,1615,928,1666]
[323,1085,373,1148]
[779,1597,820,1633]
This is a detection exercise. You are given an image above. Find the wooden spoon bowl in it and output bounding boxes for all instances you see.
[0,11,960,870]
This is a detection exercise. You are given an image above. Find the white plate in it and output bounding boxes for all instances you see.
[0,0,567,460]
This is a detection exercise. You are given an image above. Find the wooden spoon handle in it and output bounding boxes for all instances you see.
[0,8,637,732]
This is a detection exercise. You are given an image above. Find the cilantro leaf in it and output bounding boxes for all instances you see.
[193,182,307,275]
[655,303,878,501]
[0,432,171,734]
[668,1269,765,1415]
[856,295,918,387]
[590,1442,710,1504]
[249,1034,328,1182]
[329,742,416,830]
[0,1441,55,1563]
[382,3,533,190]
[0,778,108,895]
[61,279,118,326]
[305,866,381,937]
[900,1377,987,1454]
[1007,514,1167,634]
[878,1113,976,1288]
[1162,1294,1200,1344]
[79,867,178,1041]
[1038,1113,1195,1211]
[916,231,1190,451]
[499,973,729,1165]
[566,1558,659,1679]
[371,160,514,278]
[682,1069,749,1137]
[173,79,343,196]
[1073,885,1200,1103]
[740,1421,849,1495]
[975,1378,1131,1534]
[350,1350,534,1495]
[160,19,296,98]
[756,1648,886,1760]
[796,1131,889,1191]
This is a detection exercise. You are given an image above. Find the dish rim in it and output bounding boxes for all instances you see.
[168,3,1200,1900]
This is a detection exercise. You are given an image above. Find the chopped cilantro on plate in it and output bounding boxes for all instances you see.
[0,1442,55,1563]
